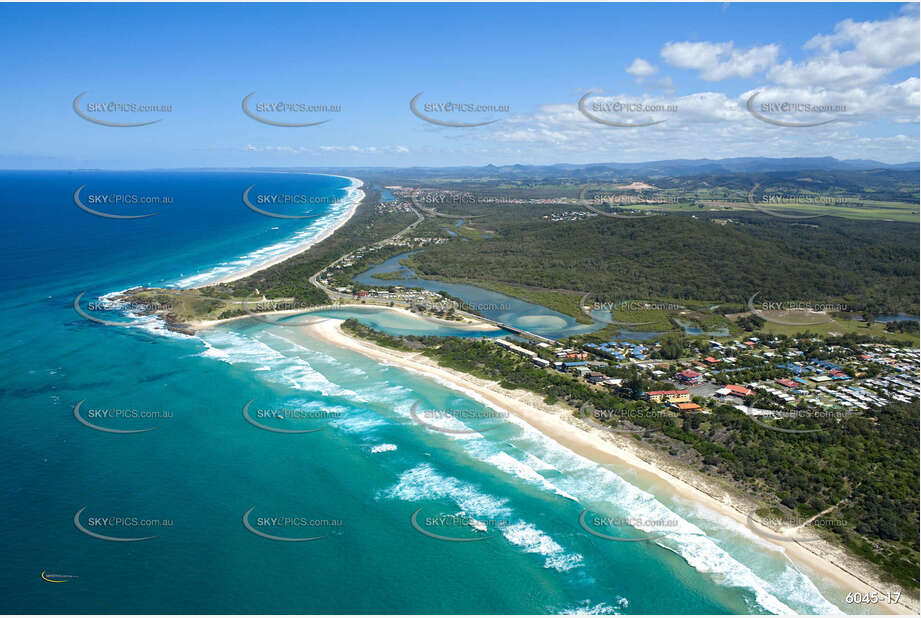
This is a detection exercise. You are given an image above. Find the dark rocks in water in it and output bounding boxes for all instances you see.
[166,323,196,336]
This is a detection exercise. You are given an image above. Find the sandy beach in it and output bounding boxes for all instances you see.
[303,316,918,615]
[195,175,365,288]
[186,302,502,332]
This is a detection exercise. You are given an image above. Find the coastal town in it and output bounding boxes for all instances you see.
[491,333,921,423]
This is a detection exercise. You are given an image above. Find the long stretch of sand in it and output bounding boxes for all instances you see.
[302,316,917,615]
[195,175,364,288]
[188,302,501,332]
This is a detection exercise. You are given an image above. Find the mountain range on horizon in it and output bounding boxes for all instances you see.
[335,156,920,175]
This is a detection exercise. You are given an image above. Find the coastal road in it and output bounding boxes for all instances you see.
[309,204,424,299]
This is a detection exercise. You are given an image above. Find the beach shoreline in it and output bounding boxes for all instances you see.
[302,316,917,616]
[186,302,502,332]
[193,175,365,288]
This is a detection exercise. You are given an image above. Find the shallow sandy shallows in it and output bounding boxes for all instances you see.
[302,317,916,616]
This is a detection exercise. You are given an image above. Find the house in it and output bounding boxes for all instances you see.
[673,402,701,412]
[495,338,537,359]
[676,369,702,384]
[586,371,606,384]
[645,389,691,403]
[724,384,753,397]
[776,378,798,389]
[703,356,721,365]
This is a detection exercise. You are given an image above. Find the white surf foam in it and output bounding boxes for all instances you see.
[382,463,583,573]
[172,179,362,289]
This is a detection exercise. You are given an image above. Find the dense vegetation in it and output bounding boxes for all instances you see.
[342,319,920,589]
[408,212,919,315]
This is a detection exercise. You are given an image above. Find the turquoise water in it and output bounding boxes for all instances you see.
[302,306,501,338]
[1,171,854,613]
[354,253,604,339]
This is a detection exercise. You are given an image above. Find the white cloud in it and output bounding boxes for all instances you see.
[768,11,919,88]
[661,41,779,81]
[626,58,657,77]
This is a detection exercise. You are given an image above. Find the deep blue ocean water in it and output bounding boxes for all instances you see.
[0,171,854,614]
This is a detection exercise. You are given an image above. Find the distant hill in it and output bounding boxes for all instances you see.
[311,157,919,178]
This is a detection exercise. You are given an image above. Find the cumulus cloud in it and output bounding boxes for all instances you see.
[626,58,658,77]
[661,41,779,81]
[768,11,919,88]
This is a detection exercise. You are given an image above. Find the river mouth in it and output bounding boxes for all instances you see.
[352,252,704,341]
[351,252,604,339]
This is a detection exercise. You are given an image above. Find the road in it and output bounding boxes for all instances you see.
[306,201,556,344]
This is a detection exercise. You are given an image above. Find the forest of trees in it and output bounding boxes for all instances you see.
[406,211,918,315]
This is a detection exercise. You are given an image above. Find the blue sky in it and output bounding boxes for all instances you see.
[1,2,917,168]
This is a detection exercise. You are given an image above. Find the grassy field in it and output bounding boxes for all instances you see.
[461,281,595,323]
[753,314,920,344]
[690,199,920,222]
[370,270,412,281]
[439,223,490,240]
[606,304,675,331]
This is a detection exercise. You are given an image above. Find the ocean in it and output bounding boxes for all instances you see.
[0,171,855,614]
